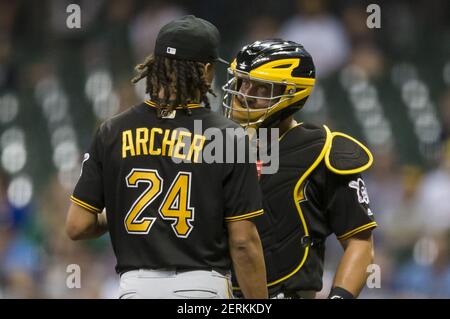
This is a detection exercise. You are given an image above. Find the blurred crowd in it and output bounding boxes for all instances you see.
[0,0,450,298]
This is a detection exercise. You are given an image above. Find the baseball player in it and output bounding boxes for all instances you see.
[65,16,268,299]
[223,39,377,299]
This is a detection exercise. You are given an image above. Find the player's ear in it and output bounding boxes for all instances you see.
[204,62,215,84]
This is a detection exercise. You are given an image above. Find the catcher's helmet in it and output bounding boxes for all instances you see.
[222,39,316,129]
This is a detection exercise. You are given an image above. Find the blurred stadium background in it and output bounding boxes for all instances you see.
[0,0,450,298]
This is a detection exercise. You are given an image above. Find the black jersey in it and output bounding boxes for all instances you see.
[71,101,263,274]
[236,123,377,296]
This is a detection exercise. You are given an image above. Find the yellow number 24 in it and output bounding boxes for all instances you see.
[124,169,194,238]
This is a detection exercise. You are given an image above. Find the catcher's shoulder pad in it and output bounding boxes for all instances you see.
[324,131,373,175]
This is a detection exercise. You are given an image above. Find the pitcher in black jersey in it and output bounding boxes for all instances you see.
[65,16,268,299]
[223,39,377,299]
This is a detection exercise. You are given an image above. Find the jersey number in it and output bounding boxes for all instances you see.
[124,169,194,238]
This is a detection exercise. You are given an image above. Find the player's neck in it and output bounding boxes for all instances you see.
[278,117,297,136]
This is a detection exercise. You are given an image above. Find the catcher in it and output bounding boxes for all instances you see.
[223,39,377,299]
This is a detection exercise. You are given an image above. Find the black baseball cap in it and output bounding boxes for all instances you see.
[154,15,228,65]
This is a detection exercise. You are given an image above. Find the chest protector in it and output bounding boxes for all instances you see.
[254,122,372,291]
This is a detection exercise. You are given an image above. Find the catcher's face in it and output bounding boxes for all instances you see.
[238,79,280,109]
[226,75,285,125]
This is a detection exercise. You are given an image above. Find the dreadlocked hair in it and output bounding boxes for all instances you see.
[131,54,216,117]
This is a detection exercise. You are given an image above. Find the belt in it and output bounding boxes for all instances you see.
[120,267,229,277]
[176,267,229,276]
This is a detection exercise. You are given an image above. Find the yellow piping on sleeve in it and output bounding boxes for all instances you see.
[337,221,378,241]
[70,195,102,214]
[225,209,264,222]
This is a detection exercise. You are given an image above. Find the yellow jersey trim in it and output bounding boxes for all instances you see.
[225,209,264,222]
[266,125,332,287]
[337,221,378,241]
[70,195,102,214]
[144,100,203,109]
[324,132,373,175]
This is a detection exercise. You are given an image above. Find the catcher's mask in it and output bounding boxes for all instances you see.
[222,39,316,129]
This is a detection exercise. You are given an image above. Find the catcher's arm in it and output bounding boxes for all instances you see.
[331,229,374,298]
[66,203,108,240]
